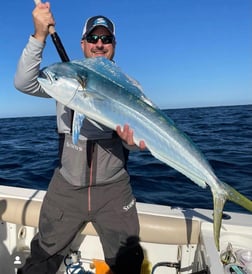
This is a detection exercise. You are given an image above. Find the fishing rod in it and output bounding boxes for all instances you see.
[33,0,70,62]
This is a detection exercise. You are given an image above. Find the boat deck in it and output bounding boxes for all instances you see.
[1,186,252,274]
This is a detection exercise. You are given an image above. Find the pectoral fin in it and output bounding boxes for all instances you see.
[72,111,85,144]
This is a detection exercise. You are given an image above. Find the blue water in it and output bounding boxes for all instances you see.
[0,105,251,214]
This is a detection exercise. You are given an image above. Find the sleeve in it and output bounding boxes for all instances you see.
[14,35,51,98]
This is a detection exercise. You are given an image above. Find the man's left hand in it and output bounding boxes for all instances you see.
[116,124,146,150]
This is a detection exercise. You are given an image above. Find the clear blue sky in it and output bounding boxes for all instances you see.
[0,0,251,118]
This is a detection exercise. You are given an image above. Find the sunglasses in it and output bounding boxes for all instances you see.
[85,34,114,44]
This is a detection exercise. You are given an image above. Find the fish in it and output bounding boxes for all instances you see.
[37,57,252,250]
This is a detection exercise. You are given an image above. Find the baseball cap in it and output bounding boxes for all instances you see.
[82,15,115,38]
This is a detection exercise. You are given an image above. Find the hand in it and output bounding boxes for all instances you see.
[116,124,146,150]
[32,2,55,42]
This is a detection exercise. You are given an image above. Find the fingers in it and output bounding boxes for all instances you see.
[116,124,146,149]
[116,124,134,145]
[32,2,55,42]
[139,140,146,150]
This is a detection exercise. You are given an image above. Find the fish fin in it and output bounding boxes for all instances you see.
[87,118,104,131]
[223,181,252,211]
[212,181,252,251]
[212,192,227,251]
[72,111,85,144]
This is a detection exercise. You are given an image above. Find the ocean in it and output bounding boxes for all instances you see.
[0,105,251,214]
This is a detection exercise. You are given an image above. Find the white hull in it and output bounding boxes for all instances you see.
[1,185,252,274]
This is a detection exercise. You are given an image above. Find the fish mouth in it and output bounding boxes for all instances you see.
[38,69,83,107]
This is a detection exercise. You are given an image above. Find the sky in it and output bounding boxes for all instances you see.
[0,0,251,118]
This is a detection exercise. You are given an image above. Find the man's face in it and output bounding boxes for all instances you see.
[81,26,116,60]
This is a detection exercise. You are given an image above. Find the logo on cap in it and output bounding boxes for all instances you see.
[94,18,109,28]
[82,15,115,38]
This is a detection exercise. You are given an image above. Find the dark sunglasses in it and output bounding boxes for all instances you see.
[85,34,114,44]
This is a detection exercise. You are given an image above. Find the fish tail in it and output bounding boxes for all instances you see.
[213,193,226,251]
[223,181,252,211]
[212,181,252,251]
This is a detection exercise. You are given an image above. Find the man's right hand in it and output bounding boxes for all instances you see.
[32,2,55,43]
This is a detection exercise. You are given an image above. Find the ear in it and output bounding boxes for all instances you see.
[80,40,85,51]
[113,39,117,48]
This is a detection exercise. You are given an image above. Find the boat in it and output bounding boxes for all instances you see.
[0,185,252,274]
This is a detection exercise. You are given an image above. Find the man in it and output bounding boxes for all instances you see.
[15,2,145,274]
